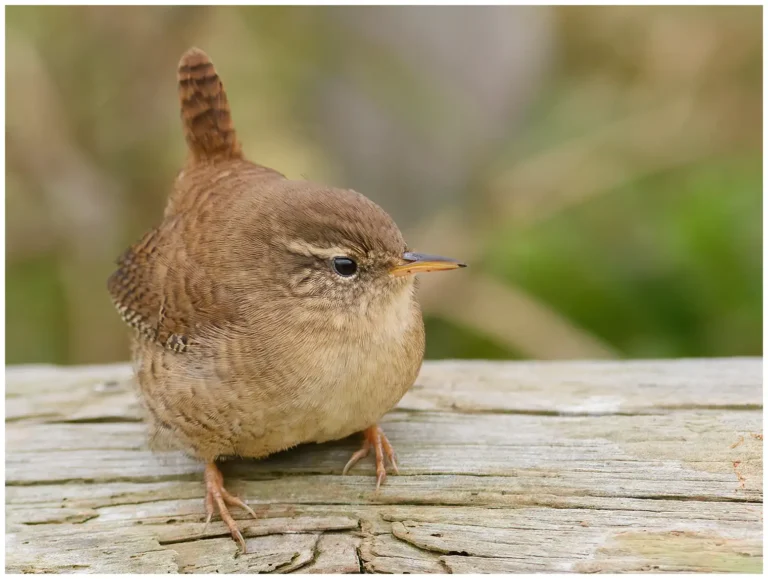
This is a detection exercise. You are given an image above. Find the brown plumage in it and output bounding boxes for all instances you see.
[107,47,465,552]
[177,47,241,162]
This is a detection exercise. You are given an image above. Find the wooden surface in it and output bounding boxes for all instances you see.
[5,358,763,573]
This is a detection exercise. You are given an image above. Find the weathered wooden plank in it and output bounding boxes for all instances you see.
[6,358,762,420]
[295,533,363,574]
[7,411,762,500]
[5,526,179,574]
[359,533,445,573]
[174,534,319,574]
[402,358,762,414]
[4,359,763,573]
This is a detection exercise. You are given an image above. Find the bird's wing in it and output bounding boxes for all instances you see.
[107,217,235,352]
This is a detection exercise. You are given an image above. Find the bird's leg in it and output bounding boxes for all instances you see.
[342,425,399,490]
[203,462,257,553]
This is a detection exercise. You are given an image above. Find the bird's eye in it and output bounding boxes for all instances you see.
[332,257,358,277]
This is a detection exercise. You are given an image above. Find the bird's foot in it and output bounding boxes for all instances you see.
[203,462,257,553]
[342,425,399,490]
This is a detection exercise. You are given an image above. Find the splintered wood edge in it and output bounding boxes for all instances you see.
[4,359,763,573]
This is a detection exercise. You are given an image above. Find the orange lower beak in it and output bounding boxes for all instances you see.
[389,252,467,277]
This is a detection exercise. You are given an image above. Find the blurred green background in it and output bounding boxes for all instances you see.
[5,5,762,365]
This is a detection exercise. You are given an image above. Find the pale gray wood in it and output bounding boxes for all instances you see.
[5,359,763,573]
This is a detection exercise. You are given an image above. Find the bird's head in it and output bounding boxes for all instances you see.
[249,183,466,319]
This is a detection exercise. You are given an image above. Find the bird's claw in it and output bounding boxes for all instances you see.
[343,425,399,489]
[342,441,371,475]
[202,462,257,553]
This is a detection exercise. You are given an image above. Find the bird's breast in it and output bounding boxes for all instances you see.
[297,291,425,443]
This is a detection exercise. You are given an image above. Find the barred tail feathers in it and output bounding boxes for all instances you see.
[177,47,241,162]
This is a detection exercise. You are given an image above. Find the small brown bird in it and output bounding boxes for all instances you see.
[107,47,465,552]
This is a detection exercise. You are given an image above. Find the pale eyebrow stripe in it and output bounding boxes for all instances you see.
[284,239,355,260]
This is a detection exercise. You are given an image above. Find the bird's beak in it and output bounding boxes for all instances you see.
[389,252,467,277]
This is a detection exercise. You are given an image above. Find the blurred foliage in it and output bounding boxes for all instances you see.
[5,5,762,364]
[484,155,761,358]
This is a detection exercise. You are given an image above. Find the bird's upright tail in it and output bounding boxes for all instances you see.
[177,47,242,163]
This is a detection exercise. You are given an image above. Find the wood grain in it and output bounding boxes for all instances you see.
[5,359,763,573]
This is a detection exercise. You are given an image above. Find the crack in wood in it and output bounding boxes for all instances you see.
[48,416,144,424]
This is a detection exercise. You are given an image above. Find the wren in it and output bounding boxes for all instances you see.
[107,47,465,552]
